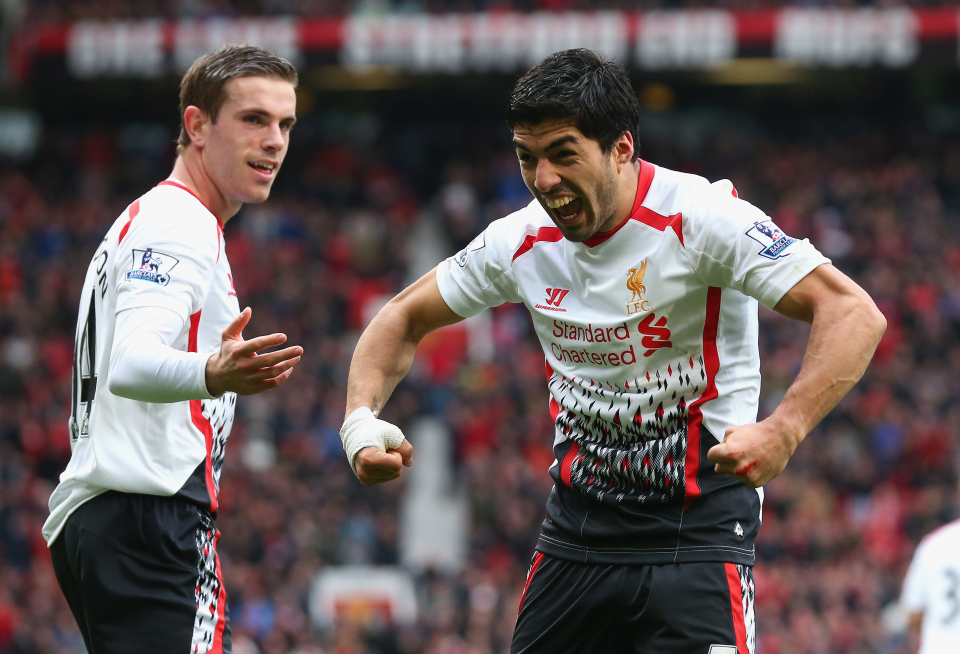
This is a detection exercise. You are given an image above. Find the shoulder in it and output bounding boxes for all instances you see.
[480,199,555,262]
[122,185,221,250]
[644,163,767,240]
[643,165,715,215]
[922,518,960,551]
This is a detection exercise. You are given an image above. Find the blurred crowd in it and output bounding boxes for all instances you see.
[0,101,959,654]
[16,0,960,23]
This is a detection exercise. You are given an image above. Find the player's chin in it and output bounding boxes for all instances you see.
[555,216,597,243]
[238,183,274,205]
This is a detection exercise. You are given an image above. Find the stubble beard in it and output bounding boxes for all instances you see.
[561,166,620,243]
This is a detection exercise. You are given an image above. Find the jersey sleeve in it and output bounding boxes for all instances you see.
[683,182,830,309]
[901,540,930,613]
[114,207,219,320]
[435,218,524,318]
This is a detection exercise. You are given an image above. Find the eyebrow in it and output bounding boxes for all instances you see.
[237,108,297,124]
[512,134,580,152]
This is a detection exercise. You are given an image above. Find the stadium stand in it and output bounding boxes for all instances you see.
[1,92,958,653]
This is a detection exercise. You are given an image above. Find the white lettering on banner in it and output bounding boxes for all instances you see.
[775,9,918,68]
[67,20,164,79]
[66,19,301,79]
[636,11,736,70]
[343,12,627,73]
[174,19,301,72]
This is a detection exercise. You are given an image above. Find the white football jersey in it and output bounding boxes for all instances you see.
[43,180,239,545]
[902,520,960,653]
[437,161,829,564]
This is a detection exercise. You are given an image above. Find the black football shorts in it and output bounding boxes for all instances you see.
[512,552,755,654]
[49,490,232,654]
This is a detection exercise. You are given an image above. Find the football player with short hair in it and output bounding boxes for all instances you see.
[44,44,302,654]
[340,49,886,653]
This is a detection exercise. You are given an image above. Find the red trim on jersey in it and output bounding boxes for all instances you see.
[582,159,656,248]
[582,160,682,248]
[518,551,545,614]
[512,226,563,261]
[210,527,228,654]
[731,185,739,198]
[118,199,141,243]
[683,286,721,509]
[560,440,580,488]
[188,309,218,513]
[724,562,749,654]
[157,180,225,230]
[632,207,684,247]
[545,360,561,421]
[549,398,560,422]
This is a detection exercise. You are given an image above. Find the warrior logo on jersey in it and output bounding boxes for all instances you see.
[125,248,179,286]
[745,221,796,260]
[626,259,651,315]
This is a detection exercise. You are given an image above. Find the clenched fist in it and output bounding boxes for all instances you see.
[707,419,802,488]
[340,407,413,486]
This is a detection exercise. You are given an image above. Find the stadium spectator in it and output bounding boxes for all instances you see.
[1,106,958,653]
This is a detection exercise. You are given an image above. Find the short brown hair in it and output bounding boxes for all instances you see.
[177,44,298,153]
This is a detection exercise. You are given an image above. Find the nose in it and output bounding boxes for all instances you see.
[534,159,561,194]
[262,121,285,152]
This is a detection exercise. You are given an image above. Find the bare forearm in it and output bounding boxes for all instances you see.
[345,303,419,418]
[769,295,885,445]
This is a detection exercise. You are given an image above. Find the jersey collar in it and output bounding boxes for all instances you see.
[581,159,655,248]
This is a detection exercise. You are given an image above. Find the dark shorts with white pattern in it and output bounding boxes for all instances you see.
[512,552,755,654]
[50,491,232,654]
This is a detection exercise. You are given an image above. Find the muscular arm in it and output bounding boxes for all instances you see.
[708,264,886,486]
[343,269,464,484]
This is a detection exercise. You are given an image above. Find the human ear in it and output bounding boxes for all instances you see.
[183,106,208,148]
[614,131,635,170]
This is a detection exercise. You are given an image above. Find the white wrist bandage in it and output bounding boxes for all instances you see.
[339,407,405,477]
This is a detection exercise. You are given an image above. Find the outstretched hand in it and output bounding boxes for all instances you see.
[355,441,414,487]
[205,307,303,396]
[706,419,801,488]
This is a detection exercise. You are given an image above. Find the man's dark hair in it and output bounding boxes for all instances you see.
[177,44,298,153]
[508,49,640,161]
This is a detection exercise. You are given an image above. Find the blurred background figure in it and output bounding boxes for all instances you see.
[900,474,960,654]
[1,3,960,654]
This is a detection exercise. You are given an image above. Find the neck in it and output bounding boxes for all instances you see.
[169,149,240,225]
[598,159,642,233]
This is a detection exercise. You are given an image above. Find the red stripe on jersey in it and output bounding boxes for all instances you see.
[683,286,721,509]
[210,528,228,653]
[517,551,545,614]
[545,360,561,421]
[634,208,684,247]
[582,160,656,247]
[731,186,739,198]
[118,199,140,243]
[560,440,580,488]
[549,398,560,422]
[157,180,225,230]
[187,309,218,513]
[724,562,749,654]
[513,226,563,261]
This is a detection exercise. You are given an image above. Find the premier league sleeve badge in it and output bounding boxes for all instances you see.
[125,248,180,286]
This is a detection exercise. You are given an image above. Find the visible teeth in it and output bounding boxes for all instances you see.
[546,196,575,209]
[252,162,275,171]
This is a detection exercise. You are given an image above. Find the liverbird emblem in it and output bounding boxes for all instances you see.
[627,260,647,302]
